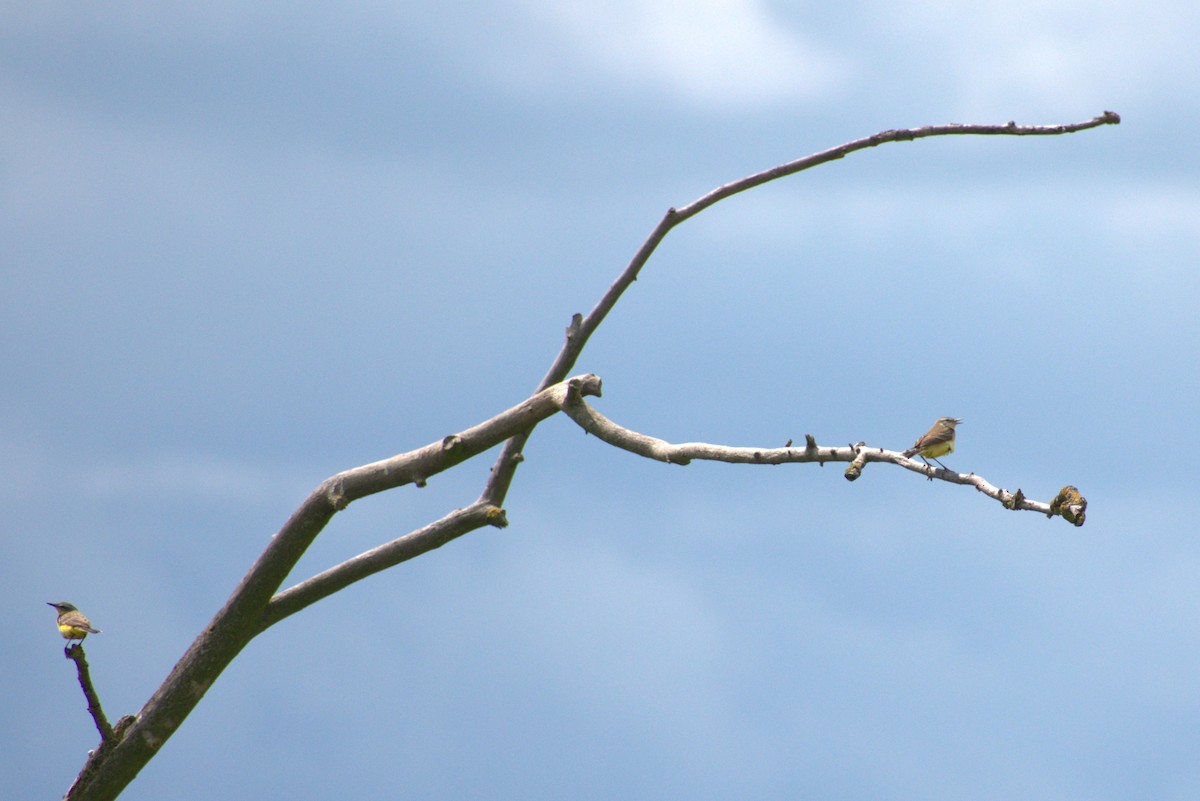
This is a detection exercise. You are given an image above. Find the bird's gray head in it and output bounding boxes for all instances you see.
[48,601,78,612]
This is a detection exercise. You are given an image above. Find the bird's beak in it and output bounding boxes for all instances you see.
[47,602,55,607]
[955,418,964,424]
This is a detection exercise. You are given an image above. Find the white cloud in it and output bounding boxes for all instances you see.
[504,0,853,109]
[880,0,1190,116]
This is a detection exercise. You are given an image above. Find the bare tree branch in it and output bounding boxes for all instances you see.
[560,389,1087,524]
[478,112,1120,508]
[67,374,601,801]
[65,645,114,743]
[262,500,505,629]
[63,113,1117,800]
[673,112,1120,221]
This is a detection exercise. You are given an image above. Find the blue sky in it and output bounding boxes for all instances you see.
[4,2,1198,799]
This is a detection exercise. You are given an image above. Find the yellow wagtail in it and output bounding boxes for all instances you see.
[48,602,101,646]
[903,417,962,469]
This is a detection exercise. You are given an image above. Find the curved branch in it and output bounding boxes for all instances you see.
[562,395,847,466]
[673,112,1120,222]
[561,393,1086,525]
[479,112,1120,506]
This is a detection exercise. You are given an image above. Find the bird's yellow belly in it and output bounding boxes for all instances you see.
[919,440,954,459]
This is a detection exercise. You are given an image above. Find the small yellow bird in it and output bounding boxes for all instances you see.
[903,417,962,469]
[48,601,101,646]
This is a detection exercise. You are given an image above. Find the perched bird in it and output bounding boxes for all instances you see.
[1049,485,1087,527]
[903,417,962,469]
[48,602,101,646]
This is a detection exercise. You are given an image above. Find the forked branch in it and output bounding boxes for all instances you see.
[479,112,1120,508]
[67,374,602,801]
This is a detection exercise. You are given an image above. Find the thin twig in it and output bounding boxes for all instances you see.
[673,112,1120,222]
[66,645,113,743]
